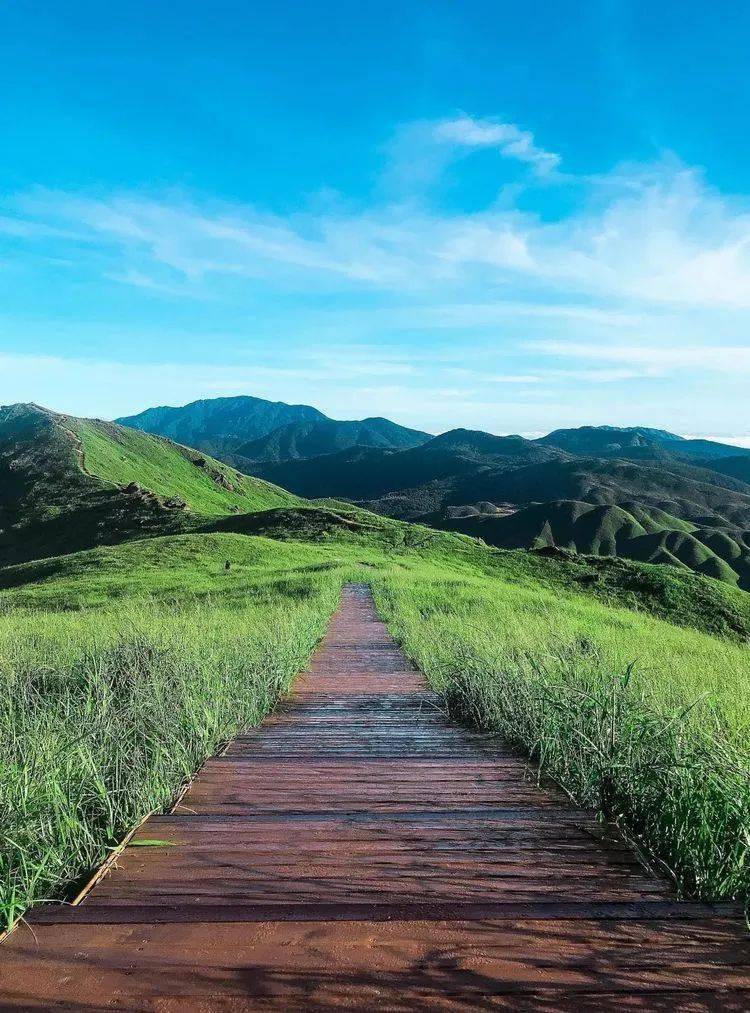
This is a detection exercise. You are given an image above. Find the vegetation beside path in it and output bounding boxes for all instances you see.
[0,565,339,931]
[1,506,749,930]
[374,570,750,906]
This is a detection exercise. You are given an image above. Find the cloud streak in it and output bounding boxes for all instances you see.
[530,340,750,375]
[7,153,750,312]
[1,112,749,437]
[432,115,561,175]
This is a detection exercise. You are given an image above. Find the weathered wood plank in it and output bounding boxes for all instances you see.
[1,583,747,1009]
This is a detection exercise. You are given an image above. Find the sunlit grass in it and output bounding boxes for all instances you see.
[373,570,750,903]
[0,582,340,930]
[1,520,749,929]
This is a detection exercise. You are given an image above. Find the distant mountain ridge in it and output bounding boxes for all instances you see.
[539,425,685,455]
[116,396,430,463]
[116,395,326,455]
[115,399,750,588]
[234,416,430,464]
[541,425,748,461]
[247,421,750,589]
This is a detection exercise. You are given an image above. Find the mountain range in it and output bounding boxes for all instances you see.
[116,398,750,589]
[116,396,430,466]
[0,403,297,567]
[4,395,750,590]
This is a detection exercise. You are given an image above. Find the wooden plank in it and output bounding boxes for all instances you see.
[3,918,749,1008]
[1,583,747,1009]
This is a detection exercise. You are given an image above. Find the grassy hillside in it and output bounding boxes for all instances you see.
[0,404,297,567]
[2,407,749,926]
[374,568,750,902]
[76,419,297,515]
[444,500,750,587]
[1,507,749,927]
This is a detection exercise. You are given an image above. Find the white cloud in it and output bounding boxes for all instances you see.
[8,152,750,312]
[690,435,750,448]
[432,115,561,175]
[0,350,417,421]
[530,340,750,374]
[1,113,749,445]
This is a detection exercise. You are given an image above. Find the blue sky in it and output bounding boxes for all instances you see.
[1,1,749,441]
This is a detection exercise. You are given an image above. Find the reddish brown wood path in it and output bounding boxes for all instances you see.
[2,584,748,1009]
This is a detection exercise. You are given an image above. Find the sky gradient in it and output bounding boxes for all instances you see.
[1,1,749,441]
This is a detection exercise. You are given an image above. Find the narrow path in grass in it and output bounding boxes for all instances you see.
[1,584,748,1008]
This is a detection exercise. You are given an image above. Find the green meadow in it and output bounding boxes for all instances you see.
[1,514,749,929]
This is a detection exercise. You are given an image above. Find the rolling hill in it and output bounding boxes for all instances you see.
[4,411,750,947]
[0,403,297,566]
[51,392,750,589]
[116,395,326,456]
[251,425,750,587]
[233,416,430,465]
[442,500,749,587]
[117,396,430,464]
[255,430,568,502]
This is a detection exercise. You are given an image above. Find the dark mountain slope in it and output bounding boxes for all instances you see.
[234,416,430,464]
[703,455,750,487]
[255,429,568,501]
[540,424,750,462]
[259,434,750,527]
[678,439,750,460]
[539,425,684,455]
[116,395,326,455]
[257,430,750,585]
[443,458,750,528]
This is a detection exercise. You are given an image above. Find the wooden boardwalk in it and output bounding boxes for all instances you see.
[2,583,748,1009]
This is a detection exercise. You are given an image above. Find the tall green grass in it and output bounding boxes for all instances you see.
[0,582,339,931]
[2,519,749,927]
[374,572,750,904]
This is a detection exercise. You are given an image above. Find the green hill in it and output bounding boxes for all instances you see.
[234,416,430,464]
[252,430,750,586]
[0,403,297,566]
[443,500,750,587]
[116,395,326,456]
[2,419,750,923]
[11,400,750,589]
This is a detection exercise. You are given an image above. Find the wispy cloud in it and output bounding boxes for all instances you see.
[1,112,749,438]
[0,348,417,420]
[432,115,561,175]
[529,340,750,374]
[7,150,750,311]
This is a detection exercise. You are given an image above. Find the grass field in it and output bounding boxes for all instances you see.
[0,566,340,931]
[1,512,749,928]
[374,569,750,902]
